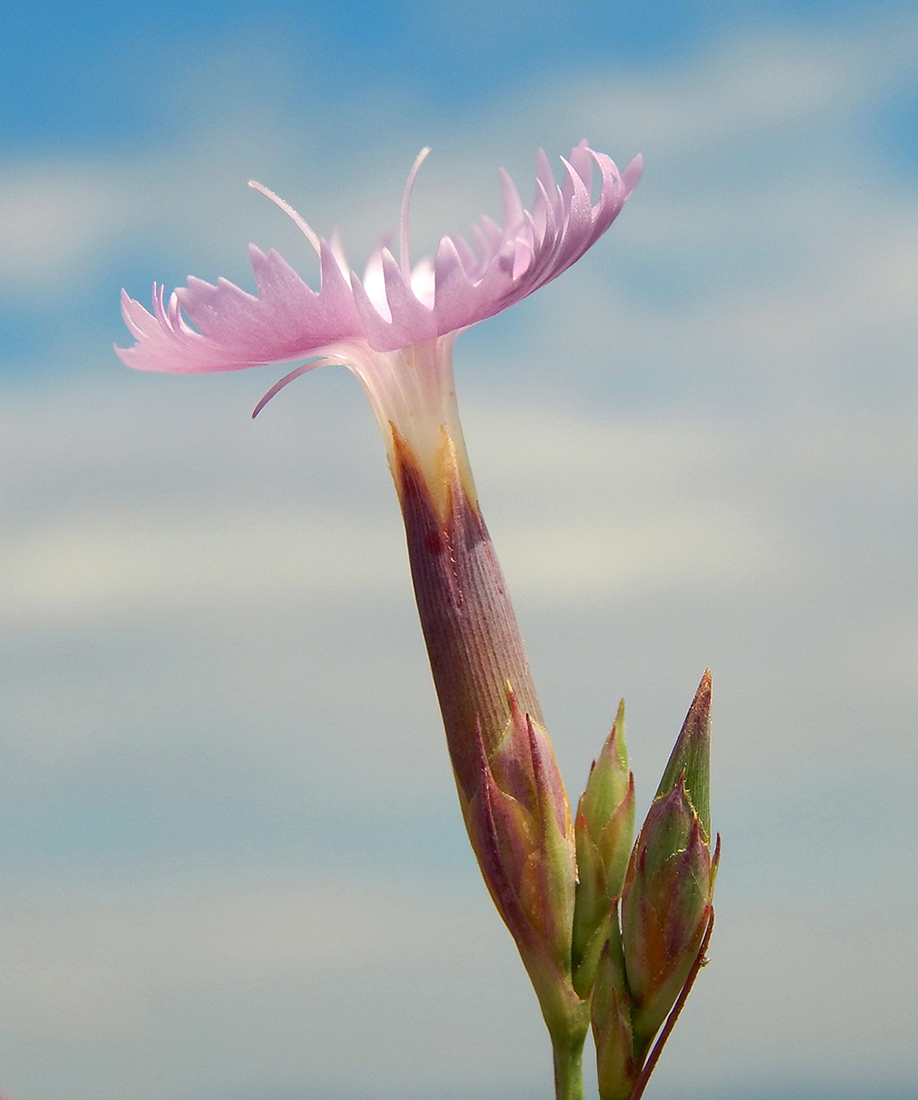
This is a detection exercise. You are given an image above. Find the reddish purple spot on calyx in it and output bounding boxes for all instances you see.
[424,529,446,554]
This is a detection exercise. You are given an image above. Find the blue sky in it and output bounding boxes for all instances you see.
[3,0,918,385]
[1,0,912,152]
[0,1,854,151]
[2,2,918,1100]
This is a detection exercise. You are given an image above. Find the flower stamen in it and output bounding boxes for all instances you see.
[251,357,340,418]
[399,147,431,281]
[248,179,323,256]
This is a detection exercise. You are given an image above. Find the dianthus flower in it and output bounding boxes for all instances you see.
[118,141,643,1100]
[118,142,640,507]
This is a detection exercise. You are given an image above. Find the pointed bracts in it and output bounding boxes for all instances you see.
[590,671,718,1098]
[572,700,635,998]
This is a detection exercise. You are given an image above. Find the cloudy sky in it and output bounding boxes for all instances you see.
[2,2,918,1099]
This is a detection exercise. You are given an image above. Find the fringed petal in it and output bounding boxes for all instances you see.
[118,142,642,372]
[116,246,364,374]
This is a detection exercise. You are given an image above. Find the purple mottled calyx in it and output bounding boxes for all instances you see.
[392,426,541,799]
[391,426,583,1040]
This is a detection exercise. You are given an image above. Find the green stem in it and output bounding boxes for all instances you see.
[552,1032,587,1100]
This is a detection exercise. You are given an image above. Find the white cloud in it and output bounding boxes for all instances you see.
[0,164,129,291]
[2,870,915,1100]
[0,875,474,1041]
[0,384,800,631]
[0,500,403,626]
[0,869,544,1100]
[653,900,918,1094]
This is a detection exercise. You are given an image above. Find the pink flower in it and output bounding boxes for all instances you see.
[119,142,639,380]
[118,140,640,508]
[116,141,643,1060]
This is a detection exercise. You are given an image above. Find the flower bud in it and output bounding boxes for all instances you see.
[591,919,639,1100]
[571,700,635,997]
[464,686,585,1041]
[620,672,718,1054]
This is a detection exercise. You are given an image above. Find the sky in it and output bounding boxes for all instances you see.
[1,2,918,1099]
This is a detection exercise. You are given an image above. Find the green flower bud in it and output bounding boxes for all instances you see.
[620,671,718,1055]
[571,700,635,997]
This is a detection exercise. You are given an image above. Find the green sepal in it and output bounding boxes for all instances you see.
[653,669,711,839]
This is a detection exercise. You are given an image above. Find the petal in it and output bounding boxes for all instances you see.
[361,241,392,321]
[433,235,480,333]
[498,168,526,234]
[350,249,439,353]
[426,142,640,334]
[379,249,438,343]
[410,257,436,310]
[117,244,364,374]
[620,153,644,197]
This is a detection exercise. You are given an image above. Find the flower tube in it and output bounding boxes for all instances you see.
[117,141,642,1099]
